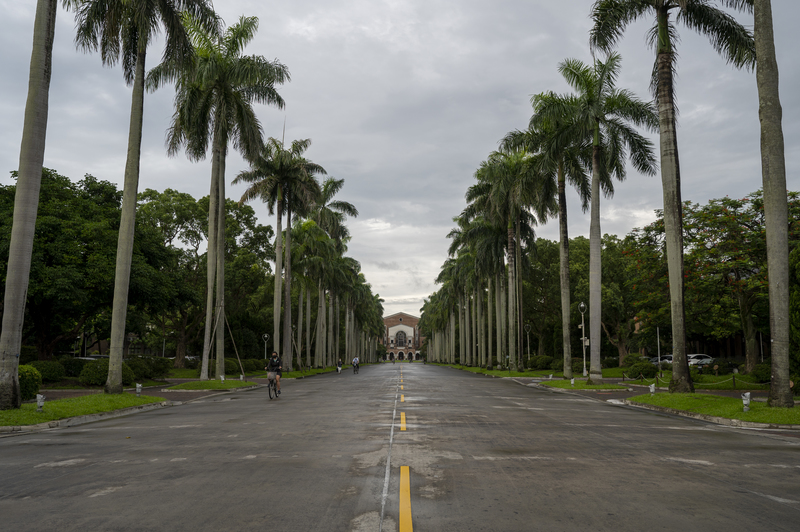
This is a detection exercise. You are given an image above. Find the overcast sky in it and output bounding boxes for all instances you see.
[1,1,798,317]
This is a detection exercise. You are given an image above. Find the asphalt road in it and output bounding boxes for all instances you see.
[2,363,798,531]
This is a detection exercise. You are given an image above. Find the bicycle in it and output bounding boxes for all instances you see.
[267,372,278,399]
[353,363,359,374]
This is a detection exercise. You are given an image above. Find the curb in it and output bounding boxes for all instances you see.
[0,401,171,436]
[621,400,800,431]
[160,384,262,393]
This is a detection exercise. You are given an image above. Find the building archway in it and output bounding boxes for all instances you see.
[398,351,405,360]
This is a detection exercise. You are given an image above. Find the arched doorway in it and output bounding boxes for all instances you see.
[398,351,405,360]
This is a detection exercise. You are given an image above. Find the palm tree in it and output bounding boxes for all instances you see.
[754,0,792,407]
[535,53,658,382]
[149,15,289,379]
[0,0,60,409]
[502,123,589,378]
[72,0,217,393]
[235,138,323,370]
[590,0,755,392]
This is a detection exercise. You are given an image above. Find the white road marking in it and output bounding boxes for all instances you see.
[243,455,257,459]
[472,456,553,461]
[34,459,86,468]
[753,492,799,504]
[89,487,123,498]
[170,458,187,462]
[379,380,400,532]
[169,425,202,428]
[663,457,714,466]
[228,434,238,437]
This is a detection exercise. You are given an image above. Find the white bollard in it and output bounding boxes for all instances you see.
[742,392,751,412]
[649,383,655,395]
[36,394,45,412]
[240,374,244,381]
[570,378,575,387]
[220,375,225,383]
[136,383,142,397]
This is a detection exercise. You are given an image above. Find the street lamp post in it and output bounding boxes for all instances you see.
[262,333,270,359]
[579,302,587,377]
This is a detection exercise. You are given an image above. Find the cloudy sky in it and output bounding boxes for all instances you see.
[1,1,797,317]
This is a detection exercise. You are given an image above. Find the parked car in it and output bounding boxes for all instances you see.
[687,354,715,367]
[649,355,672,365]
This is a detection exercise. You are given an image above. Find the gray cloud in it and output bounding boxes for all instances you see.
[2,1,797,319]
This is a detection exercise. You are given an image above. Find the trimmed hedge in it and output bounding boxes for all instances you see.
[19,365,42,401]
[530,355,554,370]
[59,356,90,377]
[751,363,771,383]
[79,359,135,387]
[29,360,66,383]
[626,362,657,379]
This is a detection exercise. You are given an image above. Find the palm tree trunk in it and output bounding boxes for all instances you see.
[305,285,311,368]
[273,186,283,354]
[496,271,503,369]
[315,283,324,367]
[755,0,793,407]
[297,282,303,370]
[0,0,57,409]
[499,271,506,368]
[200,148,219,381]
[487,276,494,368]
[508,223,518,372]
[588,140,603,383]
[558,161,573,379]
[282,203,293,371]
[106,45,147,394]
[335,296,341,364]
[457,294,464,364]
[656,8,692,393]
[215,151,226,379]
[327,295,334,367]
[515,218,523,370]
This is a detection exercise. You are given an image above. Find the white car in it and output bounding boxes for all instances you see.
[687,354,715,367]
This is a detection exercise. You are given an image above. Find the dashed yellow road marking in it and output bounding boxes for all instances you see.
[401,385,404,390]
[400,466,413,531]
[401,395,405,403]
[400,412,406,431]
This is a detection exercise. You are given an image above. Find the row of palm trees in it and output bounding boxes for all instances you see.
[0,1,382,409]
[423,1,792,406]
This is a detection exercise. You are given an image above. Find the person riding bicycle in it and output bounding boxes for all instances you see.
[265,351,282,395]
[352,356,359,373]
[337,358,342,374]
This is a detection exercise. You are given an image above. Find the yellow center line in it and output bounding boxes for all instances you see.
[401,385,404,390]
[401,395,405,402]
[400,412,406,431]
[400,466,413,531]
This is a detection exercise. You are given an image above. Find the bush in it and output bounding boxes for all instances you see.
[147,357,172,379]
[550,359,564,371]
[59,356,89,377]
[18,365,42,401]
[626,362,657,379]
[622,353,646,367]
[29,360,66,383]
[751,363,772,383]
[791,375,800,396]
[245,359,261,372]
[660,362,673,371]
[571,358,584,374]
[79,359,135,387]
[530,355,554,370]
[184,357,199,370]
[602,357,618,368]
[125,357,153,381]
[224,358,240,375]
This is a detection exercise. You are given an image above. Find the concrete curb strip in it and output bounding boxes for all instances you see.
[160,384,262,392]
[622,400,800,431]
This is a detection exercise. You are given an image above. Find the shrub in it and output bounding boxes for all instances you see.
[550,359,564,371]
[622,353,646,367]
[19,365,42,401]
[184,357,199,370]
[125,357,154,381]
[626,362,657,379]
[530,355,553,370]
[751,363,772,383]
[245,359,261,372]
[601,357,618,368]
[59,356,89,377]
[660,362,673,371]
[791,375,800,396]
[571,358,584,374]
[147,357,172,379]
[224,358,240,375]
[79,359,135,387]
[29,360,66,383]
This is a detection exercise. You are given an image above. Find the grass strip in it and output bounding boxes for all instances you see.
[432,363,565,379]
[629,393,800,425]
[165,380,255,391]
[1,394,165,427]
[540,379,628,390]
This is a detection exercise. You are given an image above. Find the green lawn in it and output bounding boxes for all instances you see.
[630,393,800,425]
[165,379,257,391]
[540,379,628,390]
[0,394,165,427]
[436,364,565,378]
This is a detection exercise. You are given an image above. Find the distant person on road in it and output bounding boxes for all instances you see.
[265,351,282,395]
[337,359,342,374]
[352,356,359,373]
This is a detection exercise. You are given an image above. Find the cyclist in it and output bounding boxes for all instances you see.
[337,358,343,374]
[265,351,282,395]
[352,356,359,373]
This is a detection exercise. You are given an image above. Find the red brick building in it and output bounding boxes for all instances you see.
[381,312,425,360]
